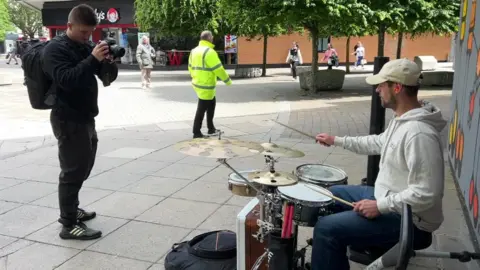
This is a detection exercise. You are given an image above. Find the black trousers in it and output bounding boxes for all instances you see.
[50,110,98,227]
[193,97,216,135]
[290,60,298,78]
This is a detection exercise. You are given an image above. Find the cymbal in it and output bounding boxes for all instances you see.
[174,138,264,159]
[248,171,298,186]
[261,142,305,158]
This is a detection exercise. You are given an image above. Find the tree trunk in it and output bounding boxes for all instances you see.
[377,24,386,57]
[262,34,268,77]
[310,29,319,91]
[396,32,403,59]
[346,36,351,74]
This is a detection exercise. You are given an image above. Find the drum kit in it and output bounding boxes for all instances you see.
[174,131,349,270]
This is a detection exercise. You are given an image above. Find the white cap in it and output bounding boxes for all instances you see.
[365,58,422,86]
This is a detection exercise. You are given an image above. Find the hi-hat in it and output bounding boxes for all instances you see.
[248,171,298,186]
[174,138,264,158]
[261,142,305,158]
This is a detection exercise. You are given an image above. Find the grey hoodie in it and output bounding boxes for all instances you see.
[334,102,447,232]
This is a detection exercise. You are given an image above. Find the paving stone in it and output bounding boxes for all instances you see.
[121,176,191,197]
[148,263,164,270]
[0,205,57,237]
[197,166,235,183]
[26,215,128,250]
[225,195,254,207]
[88,156,132,176]
[0,164,59,183]
[172,181,233,204]
[139,146,188,162]
[0,242,79,270]
[83,171,147,190]
[101,147,158,159]
[86,192,164,219]
[182,229,210,241]
[57,250,152,270]
[198,204,243,232]
[153,163,214,180]
[435,234,479,270]
[0,200,23,214]
[136,198,219,228]
[109,160,172,175]
[88,221,190,262]
[0,177,24,190]
[156,122,192,130]
[0,239,34,257]
[31,187,113,209]
[0,181,56,203]
[0,235,18,249]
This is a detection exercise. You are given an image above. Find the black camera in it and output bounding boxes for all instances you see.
[104,38,125,58]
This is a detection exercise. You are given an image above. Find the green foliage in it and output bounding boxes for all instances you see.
[406,0,460,37]
[0,0,12,41]
[216,0,288,39]
[134,0,227,37]
[7,0,42,38]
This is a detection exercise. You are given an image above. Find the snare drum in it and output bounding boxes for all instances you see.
[277,183,334,227]
[295,164,348,188]
[228,170,261,197]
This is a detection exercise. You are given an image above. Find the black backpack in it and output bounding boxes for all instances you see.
[21,38,56,110]
[290,48,298,56]
[164,230,237,270]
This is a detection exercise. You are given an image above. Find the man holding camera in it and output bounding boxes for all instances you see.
[42,4,118,240]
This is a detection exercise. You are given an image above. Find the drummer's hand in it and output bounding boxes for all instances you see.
[353,199,380,219]
[315,133,335,146]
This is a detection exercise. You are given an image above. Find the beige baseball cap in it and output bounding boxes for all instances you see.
[365,58,422,86]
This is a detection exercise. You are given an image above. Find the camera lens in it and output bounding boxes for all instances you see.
[110,45,125,58]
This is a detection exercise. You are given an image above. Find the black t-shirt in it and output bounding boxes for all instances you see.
[290,48,298,56]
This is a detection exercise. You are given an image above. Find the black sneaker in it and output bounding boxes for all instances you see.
[193,133,207,138]
[208,129,220,135]
[77,208,96,222]
[59,222,102,240]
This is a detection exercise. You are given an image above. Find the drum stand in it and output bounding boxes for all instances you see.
[219,156,309,270]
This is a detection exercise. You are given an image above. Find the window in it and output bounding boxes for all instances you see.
[318,37,331,52]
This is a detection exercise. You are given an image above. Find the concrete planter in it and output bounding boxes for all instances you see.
[421,71,454,87]
[299,69,346,91]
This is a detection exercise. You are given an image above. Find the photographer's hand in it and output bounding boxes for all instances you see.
[92,41,109,62]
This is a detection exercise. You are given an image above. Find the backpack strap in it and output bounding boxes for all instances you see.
[187,230,236,260]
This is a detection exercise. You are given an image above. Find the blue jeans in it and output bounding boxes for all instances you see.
[311,185,402,270]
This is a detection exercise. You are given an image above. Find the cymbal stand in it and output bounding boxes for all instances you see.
[217,158,273,243]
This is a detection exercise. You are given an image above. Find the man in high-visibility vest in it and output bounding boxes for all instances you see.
[188,30,232,138]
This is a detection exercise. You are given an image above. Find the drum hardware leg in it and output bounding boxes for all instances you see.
[217,158,263,195]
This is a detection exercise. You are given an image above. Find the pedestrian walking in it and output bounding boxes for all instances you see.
[285,41,303,80]
[136,36,155,89]
[6,44,18,65]
[188,30,232,138]
[323,43,338,70]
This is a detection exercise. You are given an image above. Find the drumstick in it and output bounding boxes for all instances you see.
[304,184,355,208]
[271,120,317,140]
[281,203,288,238]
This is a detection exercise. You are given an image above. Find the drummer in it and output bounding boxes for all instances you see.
[311,59,446,270]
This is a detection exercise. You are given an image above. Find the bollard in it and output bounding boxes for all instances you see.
[365,56,390,186]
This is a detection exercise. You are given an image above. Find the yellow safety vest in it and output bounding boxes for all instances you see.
[188,40,232,100]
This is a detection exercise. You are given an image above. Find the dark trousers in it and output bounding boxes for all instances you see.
[290,60,298,78]
[311,185,429,270]
[193,97,216,135]
[50,110,98,227]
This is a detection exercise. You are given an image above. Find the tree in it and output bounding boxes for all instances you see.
[7,0,42,38]
[217,0,289,76]
[0,0,11,41]
[134,0,227,37]
[331,1,373,73]
[395,0,460,59]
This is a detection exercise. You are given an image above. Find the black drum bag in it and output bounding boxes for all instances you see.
[267,231,295,270]
[164,230,237,270]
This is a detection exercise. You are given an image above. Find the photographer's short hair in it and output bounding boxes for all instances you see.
[68,4,98,26]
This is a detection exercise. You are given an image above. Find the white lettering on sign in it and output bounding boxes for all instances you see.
[95,9,105,23]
